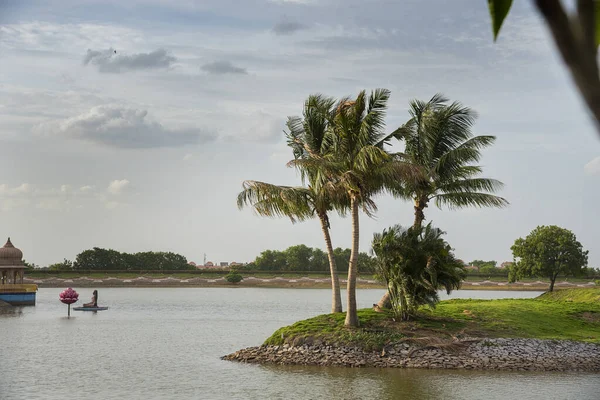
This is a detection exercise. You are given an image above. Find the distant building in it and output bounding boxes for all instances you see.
[219,262,229,267]
[204,261,214,268]
[499,262,513,269]
[465,265,479,272]
[188,261,197,267]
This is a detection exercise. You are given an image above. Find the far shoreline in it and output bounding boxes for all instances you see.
[22,275,596,291]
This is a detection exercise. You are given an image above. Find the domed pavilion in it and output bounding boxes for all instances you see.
[0,238,37,305]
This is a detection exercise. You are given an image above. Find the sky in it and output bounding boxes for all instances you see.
[0,0,598,268]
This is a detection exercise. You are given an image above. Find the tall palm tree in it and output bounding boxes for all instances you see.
[238,95,348,313]
[292,89,417,327]
[393,93,509,228]
[375,94,508,310]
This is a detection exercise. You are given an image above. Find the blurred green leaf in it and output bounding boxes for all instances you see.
[488,0,513,41]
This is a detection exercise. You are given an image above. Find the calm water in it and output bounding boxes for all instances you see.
[1,288,599,400]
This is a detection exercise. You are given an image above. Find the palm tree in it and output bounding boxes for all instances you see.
[372,223,465,321]
[292,89,417,327]
[393,93,509,229]
[375,94,508,309]
[238,95,348,313]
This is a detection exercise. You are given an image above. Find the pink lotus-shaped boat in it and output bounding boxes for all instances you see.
[59,288,79,304]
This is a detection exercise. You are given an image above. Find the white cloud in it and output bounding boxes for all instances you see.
[0,183,32,196]
[35,105,214,149]
[79,185,95,192]
[584,156,600,176]
[107,179,130,195]
[183,153,193,161]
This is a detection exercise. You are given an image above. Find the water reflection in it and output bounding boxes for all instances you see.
[0,305,24,317]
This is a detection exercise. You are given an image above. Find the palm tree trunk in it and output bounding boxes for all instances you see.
[319,213,342,313]
[375,291,391,309]
[413,197,426,229]
[344,195,360,327]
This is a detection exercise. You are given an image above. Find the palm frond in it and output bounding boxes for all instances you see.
[237,180,315,223]
[433,192,509,210]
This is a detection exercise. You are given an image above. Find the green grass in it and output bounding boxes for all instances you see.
[265,309,405,351]
[537,287,600,303]
[264,288,600,351]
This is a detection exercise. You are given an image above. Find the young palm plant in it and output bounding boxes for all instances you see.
[376,94,508,309]
[292,89,418,327]
[238,95,348,313]
[372,223,465,321]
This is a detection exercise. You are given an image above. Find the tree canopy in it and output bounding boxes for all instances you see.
[510,225,589,291]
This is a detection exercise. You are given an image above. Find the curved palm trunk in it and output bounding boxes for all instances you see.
[319,213,342,313]
[345,195,360,327]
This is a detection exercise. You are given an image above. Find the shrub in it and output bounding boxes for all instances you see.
[225,271,243,283]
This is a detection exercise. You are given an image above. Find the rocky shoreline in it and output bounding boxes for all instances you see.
[222,338,600,371]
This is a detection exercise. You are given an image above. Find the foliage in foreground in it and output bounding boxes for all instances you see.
[264,288,600,351]
[372,223,465,320]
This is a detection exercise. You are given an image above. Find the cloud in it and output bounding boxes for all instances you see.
[79,185,95,192]
[200,61,247,75]
[0,183,31,196]
[183,153,193,161]
[0,183,97,211]
[107,179,130,195]
[584,156,600,176]
[36,105,214,149]
[83,48,176,73]
[273,20,306,35]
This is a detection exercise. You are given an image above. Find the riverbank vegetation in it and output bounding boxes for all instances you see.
[264,288,600,351]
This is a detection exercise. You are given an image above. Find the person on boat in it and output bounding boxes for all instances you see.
[83,290,98,308]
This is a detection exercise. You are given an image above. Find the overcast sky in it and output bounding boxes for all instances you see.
[1,0,598,268]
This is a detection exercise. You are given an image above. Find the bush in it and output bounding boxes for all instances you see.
[595,280,600,286]
[225,271,243,283]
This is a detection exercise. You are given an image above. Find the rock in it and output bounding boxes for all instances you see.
[221,338,600,371]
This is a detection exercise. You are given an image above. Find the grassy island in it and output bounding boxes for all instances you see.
[264,288,600,351]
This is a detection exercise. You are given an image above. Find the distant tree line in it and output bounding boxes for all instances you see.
[44,247,193,271]
[243,245,375,273]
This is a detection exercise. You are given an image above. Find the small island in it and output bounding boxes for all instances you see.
[223,288,600,371]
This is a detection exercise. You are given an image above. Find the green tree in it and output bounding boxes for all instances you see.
[238,94,348,313]
[488,0,600,136]
[48,259,74,271]
[372,223,465,321]
[510,225,589,292]
[285,244,313,271]
[392,94,508,228]
[479,265,498,275]
[376,94,507,309]
[309,248,329,272]
[253,250,287,271]
[293,89,416,327]
[470,260,497,269]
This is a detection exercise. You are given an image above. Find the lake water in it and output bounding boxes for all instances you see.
[1,288,599,400]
